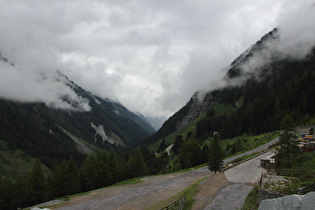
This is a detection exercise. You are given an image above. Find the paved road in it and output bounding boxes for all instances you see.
[225,151,274,184]
[166,144,174,155]
[223,137,278,164]
[204,151,275,210]
[204,183,254,210]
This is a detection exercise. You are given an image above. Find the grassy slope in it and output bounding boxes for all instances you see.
[58,125,102,151]
[220,131,279,156]
[149,113,207,152]
[213,104,236,116]
[149,104,237,152]
[0,140,51,178]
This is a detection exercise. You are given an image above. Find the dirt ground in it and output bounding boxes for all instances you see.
[51,168,213,210]
[49,171,231,210]
[192,172,230,210]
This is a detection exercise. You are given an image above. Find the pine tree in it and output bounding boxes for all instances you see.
[27,159,47,204]
[158,138,166,153]
[108,149,120,184]
[64,156,81,195]
[51,163,65,197]
[14,174,28,208]
[80,153,98,191]
[208,134,223,173]
[127,148,148,178]
[172,135,183,155]
[0,176,15,209]
[276,115,300,167]
[96,151,110,187]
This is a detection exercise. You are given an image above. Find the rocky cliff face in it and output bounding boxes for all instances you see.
[91,122,121,146]
[176,92,218,130]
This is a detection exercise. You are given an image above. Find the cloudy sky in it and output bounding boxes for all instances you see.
[0,0,314,118]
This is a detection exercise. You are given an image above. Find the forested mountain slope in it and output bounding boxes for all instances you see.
[0,54,155,171]
[148,29,315,144]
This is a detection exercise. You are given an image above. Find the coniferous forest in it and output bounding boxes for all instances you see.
[0,147,167,209]
[196,49,315,140]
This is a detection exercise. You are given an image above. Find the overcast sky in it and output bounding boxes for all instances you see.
[0,0,314,118]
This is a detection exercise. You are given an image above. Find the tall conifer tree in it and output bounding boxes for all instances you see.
[208,134,223,173]
[27,159,47,204]
[276,115,300,167]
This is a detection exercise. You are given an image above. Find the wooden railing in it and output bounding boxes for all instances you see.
[277,169,311,176]
[298,182,315,195]
[160,196,186,210]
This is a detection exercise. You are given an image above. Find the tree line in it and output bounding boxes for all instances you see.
[0,147,165,210]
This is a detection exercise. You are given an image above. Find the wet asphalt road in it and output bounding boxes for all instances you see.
[204,183,254,210]
[204,151,276,210]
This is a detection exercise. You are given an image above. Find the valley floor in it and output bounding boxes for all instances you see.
[43,137,278,210]
[51,168,211,210]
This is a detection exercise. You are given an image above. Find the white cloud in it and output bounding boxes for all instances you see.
[1,0,313,118]
[0,60,90,111]
[234,1,315,78]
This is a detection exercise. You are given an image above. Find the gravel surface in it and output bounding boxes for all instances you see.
[53,167,211,210]
[192,172,230,210]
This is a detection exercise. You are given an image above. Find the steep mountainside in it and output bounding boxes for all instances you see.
[148,29,315,144]
[50,73,155,149]
[0,55,155,170]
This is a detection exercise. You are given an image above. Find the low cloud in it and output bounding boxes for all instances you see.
[0,57,91,111]
[220,1,315,87]
[1,0,313,117]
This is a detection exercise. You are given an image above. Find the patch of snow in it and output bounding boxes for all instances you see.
[90,122,118,146]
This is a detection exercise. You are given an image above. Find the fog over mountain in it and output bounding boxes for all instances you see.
[0,0,314,118]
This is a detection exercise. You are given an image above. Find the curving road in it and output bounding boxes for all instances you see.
[223,136,278,164]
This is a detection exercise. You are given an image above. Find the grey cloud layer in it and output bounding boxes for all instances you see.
[0,0,313,117]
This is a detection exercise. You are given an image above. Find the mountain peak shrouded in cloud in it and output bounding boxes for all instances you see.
[0,0,314,118]
[0,54,91,111]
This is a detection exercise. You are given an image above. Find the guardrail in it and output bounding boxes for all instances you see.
[160,196,186,210]
[298,182,315,195]
[277,169,311,176]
